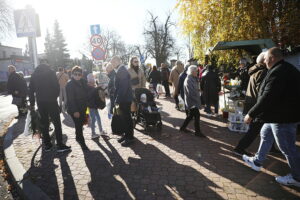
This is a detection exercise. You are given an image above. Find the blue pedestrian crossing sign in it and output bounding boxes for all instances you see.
[90,24,101,35]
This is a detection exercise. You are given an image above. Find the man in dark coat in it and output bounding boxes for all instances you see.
[243,47,300,187]
[7,65,28,118]
[200,65,221,115]
[111,56,134,146]
[233,52,278,156]
[29,62,70,152]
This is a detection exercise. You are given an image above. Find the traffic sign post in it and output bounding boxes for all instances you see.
[14,8,40,68]
[90,34,103,47]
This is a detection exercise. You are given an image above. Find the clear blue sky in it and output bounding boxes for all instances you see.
[3,0,186,60]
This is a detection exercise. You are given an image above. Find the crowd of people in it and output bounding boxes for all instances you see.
[5,47,300,187]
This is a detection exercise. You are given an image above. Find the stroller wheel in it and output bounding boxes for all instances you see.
[157,122,162,131]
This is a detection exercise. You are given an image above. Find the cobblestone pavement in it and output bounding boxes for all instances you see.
[9,97,300,200]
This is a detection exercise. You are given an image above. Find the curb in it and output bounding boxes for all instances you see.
[3,119,51,200]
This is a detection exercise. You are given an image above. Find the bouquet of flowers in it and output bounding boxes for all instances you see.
[24,108,42,139]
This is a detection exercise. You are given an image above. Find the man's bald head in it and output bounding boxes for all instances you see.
[111,56,122,69]
[264,47,284,69]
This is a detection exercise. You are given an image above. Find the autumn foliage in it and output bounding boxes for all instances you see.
[177,0,300,63]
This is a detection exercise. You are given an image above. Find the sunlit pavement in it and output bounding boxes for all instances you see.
[8,97,300,200]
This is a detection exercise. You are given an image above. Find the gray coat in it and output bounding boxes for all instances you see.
[184,75,201,109]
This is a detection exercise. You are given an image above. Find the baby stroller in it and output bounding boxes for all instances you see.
[133,88,162,131]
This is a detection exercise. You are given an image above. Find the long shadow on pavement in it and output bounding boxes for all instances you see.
[94,137,222,199]
[82,140,131,200]
[148,113,300,199]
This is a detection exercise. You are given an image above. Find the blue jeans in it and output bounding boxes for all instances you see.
[254,123,300,180]
[89,108,103,134]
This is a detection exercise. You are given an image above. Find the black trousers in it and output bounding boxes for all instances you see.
[17,97,27,116]
[162,81,170,96]
[37,101,63,146]
[235,121,277,151]
[71,111,86,144]
[181,107,201,133]
[174,94,179,106]
[119,102,134,139]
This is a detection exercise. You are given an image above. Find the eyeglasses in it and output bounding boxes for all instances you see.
[73,72,82,76]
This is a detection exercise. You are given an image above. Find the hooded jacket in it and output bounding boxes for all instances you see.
[29,64,60,106]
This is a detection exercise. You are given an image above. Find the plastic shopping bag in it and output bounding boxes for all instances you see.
[178,96,186,111]
[23,111,32,136]
[106,99,113,119]
[157,84,164,95]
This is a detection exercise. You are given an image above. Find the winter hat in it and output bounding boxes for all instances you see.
[87,73,95,83]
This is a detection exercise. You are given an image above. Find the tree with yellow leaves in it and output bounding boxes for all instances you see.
[177,0,300,64]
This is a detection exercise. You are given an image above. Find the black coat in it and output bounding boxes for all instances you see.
[160,67,170,82]
[29,64,59,106]
[66,78,88,114]
[248,60,300,123]
[148,70,161,84]
[200,70,221,105]
[7,72,28,98]
[114,65,133,104]
[108,70,116,113]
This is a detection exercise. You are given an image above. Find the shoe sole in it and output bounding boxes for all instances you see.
[45,148,52,152]
[243,156,261,172]
[57,148,71,153]
[276,181,300,187]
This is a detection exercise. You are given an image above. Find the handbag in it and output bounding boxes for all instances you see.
[12,97,23,106]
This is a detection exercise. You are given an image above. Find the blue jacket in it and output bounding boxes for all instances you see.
[114,65,133,104]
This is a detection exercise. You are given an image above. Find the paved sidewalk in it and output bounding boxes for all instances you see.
[5,97,300,200]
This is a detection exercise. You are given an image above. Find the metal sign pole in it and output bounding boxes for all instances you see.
[31,36,38,68]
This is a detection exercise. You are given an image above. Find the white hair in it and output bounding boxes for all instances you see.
[256,52,266,64]
[187,65,198,75]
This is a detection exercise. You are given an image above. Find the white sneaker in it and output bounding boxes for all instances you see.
[91,133,100,139]
[275,174,300,187]
[100,130,107,135]
[242,155,262,172]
